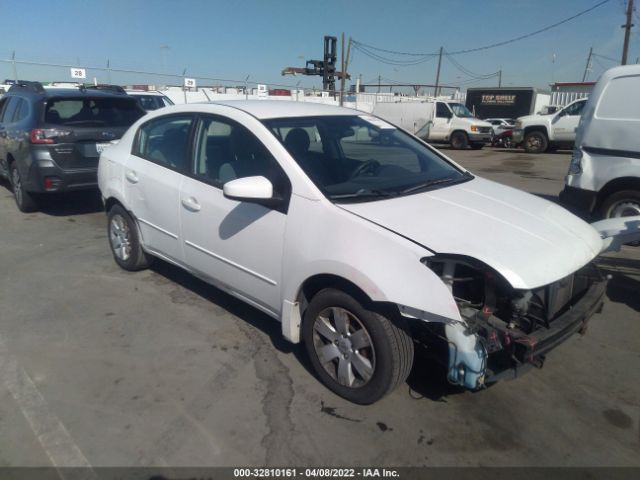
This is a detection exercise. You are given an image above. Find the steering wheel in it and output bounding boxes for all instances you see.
[349,159,380,179]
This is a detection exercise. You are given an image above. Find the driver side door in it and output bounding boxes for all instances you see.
[429,102,452,141]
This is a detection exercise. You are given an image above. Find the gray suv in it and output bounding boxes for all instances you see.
[0,81,145,212]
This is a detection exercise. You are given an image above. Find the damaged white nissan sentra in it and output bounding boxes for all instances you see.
[97,101,640,404]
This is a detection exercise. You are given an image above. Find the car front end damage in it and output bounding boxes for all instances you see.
[418,256,606,389]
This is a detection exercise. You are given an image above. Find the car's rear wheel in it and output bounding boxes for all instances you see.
[599,190,640,218]
[9,163,38,212]
[107,204,151,271]
[523,131,548,153]
[302,288,413,404]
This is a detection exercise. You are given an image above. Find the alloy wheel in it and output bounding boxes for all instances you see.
[312,306,376,388]
[109,214,132,261]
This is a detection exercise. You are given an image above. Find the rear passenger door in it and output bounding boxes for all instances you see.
[126,114,195,264]
[179,114,290,315]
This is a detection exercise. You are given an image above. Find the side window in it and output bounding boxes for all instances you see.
[12,98,29,122]
[0,97,19,124]
[193,116,283,187]
[339,126,421,173]
[435,102,451,118]
[0,98,8,122]
[135,115,193,172]
[564,100,586,116]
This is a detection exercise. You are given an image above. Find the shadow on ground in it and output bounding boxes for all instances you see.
[597,256,640,312]
[149,258,466,403]
[38,189,104,216]
[1,182,104,216]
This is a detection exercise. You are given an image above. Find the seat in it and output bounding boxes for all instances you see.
[284,128,334,184]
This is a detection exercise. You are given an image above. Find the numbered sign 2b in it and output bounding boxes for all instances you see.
[71,68,86,79]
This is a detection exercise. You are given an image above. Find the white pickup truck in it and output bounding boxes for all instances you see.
[512,98,587,153]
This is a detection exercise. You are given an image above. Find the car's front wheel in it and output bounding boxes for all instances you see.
[450,131,468,150]
[9,163,38,212]
[107,204,151,271]
[523,131,548,153]
[302,288,414,404]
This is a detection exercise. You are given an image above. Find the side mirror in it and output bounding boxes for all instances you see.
[223,176,273,201]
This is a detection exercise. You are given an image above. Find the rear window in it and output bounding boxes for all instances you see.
[595,75,640,120]
[44,97,144,127]
[134,94,173,110]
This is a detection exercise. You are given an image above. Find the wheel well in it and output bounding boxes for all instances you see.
[104,196,124,213]
[451,130,468,139]
[595,177,640,211]
[523,126,548,138]
[296,274,374,318]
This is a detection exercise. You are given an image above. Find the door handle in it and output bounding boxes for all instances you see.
[181,197,201,212]
[125,170,139,183]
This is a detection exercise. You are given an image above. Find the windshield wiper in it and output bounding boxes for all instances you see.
[399,173,468,195]
[330,188,395,200]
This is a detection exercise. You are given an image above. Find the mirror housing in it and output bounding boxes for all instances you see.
[223,176,284,209]
[224,176,273,200]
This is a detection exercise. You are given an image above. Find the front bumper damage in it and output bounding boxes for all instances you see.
[413,258,606,390]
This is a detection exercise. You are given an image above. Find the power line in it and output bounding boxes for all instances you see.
[352,0,610,58]
[592,52,620,62]
[352,42,437,66]
[443,52,499,79]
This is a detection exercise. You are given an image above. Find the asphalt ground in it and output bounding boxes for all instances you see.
[0,146,638,468]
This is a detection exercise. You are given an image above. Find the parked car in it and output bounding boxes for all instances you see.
[512,98,587,153]
[98,100,636,404]
[484,118,516,135]
[561,65,640,224]
[491,128,514,148]
[126,90,174,111]
[0,81,145,212]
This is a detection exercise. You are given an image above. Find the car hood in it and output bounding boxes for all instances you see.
[338,177,603,289]
[517,113,551,124]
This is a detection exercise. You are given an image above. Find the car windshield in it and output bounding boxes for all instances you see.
[44,97,144,126]
[448,103,474,118]
[263,115,471,202]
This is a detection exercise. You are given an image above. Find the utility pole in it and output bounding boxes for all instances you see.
[434,46,443,97]
[340,36,352,106]
[11,51,18,82]
[622,0,634,65]
[582,47,593,82]
[377,75,381,93]
[498,69,502,87]
[340,33,345,106]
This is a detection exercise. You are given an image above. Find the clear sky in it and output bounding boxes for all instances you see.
[0,0,636,91]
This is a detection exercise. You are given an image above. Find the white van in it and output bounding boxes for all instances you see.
[371,100,493,149]
[560,65,640,219]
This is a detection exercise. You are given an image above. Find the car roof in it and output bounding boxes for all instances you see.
[197,100,358,119]
[126,90,166,96]
[9,87,133,99]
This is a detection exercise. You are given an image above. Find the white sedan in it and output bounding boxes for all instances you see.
[97,101,632,404]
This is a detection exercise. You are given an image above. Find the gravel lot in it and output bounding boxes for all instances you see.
[0,146,638,468]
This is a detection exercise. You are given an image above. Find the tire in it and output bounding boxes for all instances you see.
[597,190,640,219]
[523,131,548,153]
[302,288,414,404]
[107,204,151,271]
[503,137,513,149]
[450,131,468,150]
[470,143,484,150]
[9,163,38,212]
